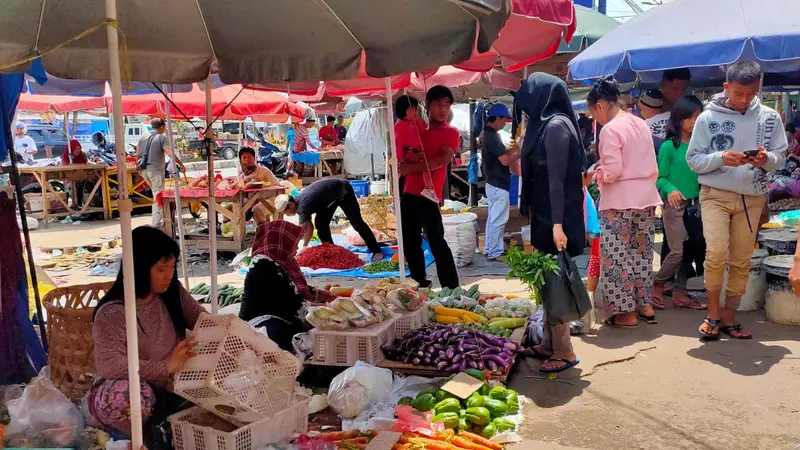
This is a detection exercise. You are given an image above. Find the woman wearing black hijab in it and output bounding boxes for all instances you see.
[513,72,586,374]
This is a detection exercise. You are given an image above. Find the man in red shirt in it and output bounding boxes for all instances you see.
[318,116,338,147]
[397,85,460,288]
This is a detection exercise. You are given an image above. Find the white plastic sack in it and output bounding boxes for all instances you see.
[343,108,388,176]
[327,361,393,419]
[5,368,84,447]
[16,214,39,230]
[442,212,478,267]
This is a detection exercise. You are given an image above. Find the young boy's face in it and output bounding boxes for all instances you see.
[724,80,759,112]
[406,105,418,119]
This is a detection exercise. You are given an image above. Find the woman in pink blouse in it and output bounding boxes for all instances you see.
[88,226,203,440]
[588,77,662,328]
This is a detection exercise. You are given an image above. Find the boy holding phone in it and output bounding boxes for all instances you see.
[686,60,788,340]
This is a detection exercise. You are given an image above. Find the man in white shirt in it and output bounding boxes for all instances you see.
[639,89,671,145]
[14,123,38,163]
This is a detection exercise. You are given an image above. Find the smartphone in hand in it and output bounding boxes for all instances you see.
[743,149,760,158]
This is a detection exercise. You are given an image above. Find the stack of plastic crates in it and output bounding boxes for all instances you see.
[169,313,308,450]
[392,307,431,337]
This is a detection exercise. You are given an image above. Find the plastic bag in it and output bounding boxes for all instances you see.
[522,308,545,348]
[390,405,443,436]
[292,332,313,361]
[330,297,378,327]
[583,187,600,237]
[542,252,592,325]
[305,306,349,330]
[5,368,84,447]
[386,288,425,311]
[327,362,393,418]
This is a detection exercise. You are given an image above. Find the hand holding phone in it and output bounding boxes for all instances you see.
[743,149,760,158]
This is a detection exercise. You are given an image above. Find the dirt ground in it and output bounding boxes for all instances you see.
[26,218,800,450]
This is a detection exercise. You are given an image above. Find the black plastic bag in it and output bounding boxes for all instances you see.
[542,252,592,326]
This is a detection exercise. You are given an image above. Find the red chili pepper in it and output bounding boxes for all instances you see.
[297,243,363,270]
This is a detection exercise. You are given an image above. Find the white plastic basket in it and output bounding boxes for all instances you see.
[169,393,310,450]
[174,313,302,425]
[309,315,398,366]
[392,307,431,337]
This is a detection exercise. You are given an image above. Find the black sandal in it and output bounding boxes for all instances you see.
[637,312,658,325]
[720,324,752,340]
[699,317,721,341]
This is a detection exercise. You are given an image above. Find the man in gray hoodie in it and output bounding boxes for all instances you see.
[686,61,788,340]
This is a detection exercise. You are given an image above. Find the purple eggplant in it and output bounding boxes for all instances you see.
[437,361,449,370]
[412,357,421,365]
[482,353,511,369]
[452,354,463,363]
[445,348,455,360]
[445,362,461,371]
[486,360,498,372]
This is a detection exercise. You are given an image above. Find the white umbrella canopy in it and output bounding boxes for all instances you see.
[0,0,510,84]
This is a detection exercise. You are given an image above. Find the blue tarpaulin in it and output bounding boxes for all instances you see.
[302,241,435,278]
[569,0,800,82]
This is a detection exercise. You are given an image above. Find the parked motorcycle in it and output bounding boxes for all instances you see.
[257,140,288,177]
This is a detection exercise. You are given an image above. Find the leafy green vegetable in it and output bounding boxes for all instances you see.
[505,245,559,304]
[363,260,400,273]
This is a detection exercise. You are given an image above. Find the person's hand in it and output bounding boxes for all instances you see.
[749,146,769,168]
[397,161,411,176]
[722,151,749,167]
[167,337,197,374]
[667,190,685,208]
[316,289,337,302]
[790,258,800,294]
[553,224,568,252]
[296,244,306,256]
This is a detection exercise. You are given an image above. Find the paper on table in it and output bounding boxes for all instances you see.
[441,372,484,399]
[365,431,402,450]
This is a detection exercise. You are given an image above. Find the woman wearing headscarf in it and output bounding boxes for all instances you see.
[513,72,585,374]
[587,77,662,328]
[239,220,334,351]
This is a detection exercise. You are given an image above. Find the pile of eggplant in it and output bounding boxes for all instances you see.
[382,324,519,373]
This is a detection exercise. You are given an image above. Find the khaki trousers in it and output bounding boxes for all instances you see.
[699,186,765,297]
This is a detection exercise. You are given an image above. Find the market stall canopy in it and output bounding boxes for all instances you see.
[0,0,511,84]
[454,0,577,72]
[410,66,521,101]
[17,84,308,123]
[568,0,800,83]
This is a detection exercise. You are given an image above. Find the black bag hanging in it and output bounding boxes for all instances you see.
[542,252,592,326]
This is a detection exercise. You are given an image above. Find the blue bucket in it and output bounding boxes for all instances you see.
[350,180,370,198]
[509,174,519,206]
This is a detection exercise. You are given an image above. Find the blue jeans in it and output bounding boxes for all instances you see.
[484,184,510,258]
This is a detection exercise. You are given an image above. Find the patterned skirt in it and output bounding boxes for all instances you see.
[598,208,655,314]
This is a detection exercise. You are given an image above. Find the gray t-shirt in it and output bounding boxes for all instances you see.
[139,133,169,172]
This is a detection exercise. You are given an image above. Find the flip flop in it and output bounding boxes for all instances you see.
[674,299,708,310]
[539,358,580,374]
[699,317,721,341]
[528,347,552,360]
[604,315,639,329]
[720,324,753,340]
[637,313,658,325]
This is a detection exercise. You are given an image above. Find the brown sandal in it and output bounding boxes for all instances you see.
[720,324,752,340]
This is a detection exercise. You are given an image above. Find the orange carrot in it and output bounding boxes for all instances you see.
[456,432,502,450]
[400,435,459,450]
[318,430,363,440]
[451,436,494,450]
[332,437,370,445]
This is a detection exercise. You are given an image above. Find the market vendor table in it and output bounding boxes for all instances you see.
[162,185,285,252]
[104,165,153,215]
[298,148,347,184]
[19,164,109,228]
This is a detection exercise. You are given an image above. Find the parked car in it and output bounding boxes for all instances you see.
[25,124,69,160]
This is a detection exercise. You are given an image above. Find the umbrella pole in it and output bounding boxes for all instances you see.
[164,84,190,288]
[385,79,405,281]
[105,0,143,447]
[206,77,218,314]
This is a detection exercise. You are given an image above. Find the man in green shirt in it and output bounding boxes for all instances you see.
[652,95,707,311]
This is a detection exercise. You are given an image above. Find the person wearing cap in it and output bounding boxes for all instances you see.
[14,123,38,164]
[639,89,671,148]
[137,118,185,228]
[289,116,318,173]
[274,178,383,261]
[481,103,519,260]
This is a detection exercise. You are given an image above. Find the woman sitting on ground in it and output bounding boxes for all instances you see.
[88,226,203,440]
[239,220,334,351]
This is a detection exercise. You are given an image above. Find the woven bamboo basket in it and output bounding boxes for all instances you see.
[359,195,393,236]
[44,282,113,401]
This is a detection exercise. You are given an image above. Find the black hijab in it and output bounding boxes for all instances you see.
[512,72,586,167]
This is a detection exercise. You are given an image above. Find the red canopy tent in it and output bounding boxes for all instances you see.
[17,84,307,122]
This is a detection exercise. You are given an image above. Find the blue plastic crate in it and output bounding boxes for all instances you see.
[350,180,370,198]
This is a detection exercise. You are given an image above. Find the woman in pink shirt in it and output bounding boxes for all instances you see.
[588,77,662,328]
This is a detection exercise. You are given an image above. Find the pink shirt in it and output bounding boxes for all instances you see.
[596,112,662,212]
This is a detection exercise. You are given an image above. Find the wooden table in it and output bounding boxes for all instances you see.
[18,164,109,228]
[302,149,347,184]
[162,185,285,252]
[104,165,154,215]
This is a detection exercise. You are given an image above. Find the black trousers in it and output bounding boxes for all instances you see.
[401,194,459,288]
[314,184,382,254]
[660,206,706,278]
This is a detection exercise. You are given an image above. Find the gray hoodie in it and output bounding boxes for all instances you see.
[686,96,787,196]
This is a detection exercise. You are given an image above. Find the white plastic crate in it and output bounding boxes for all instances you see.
[309,314,398,366]
[169,393,310,450]
[174,313,302,426]
[392,307,431,337]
